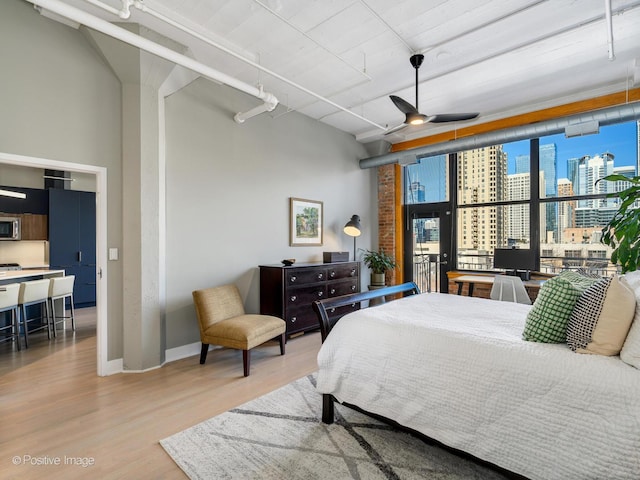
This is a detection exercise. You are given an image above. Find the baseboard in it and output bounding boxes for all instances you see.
[104,358,123,376]
[101,343,217,375]
[165,341,202,363]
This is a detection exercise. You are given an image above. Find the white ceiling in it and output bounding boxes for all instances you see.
[43,0,640,145]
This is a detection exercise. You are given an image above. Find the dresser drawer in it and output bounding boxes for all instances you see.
[327,279,359,297]
[259,261,360,338]
[286,268,328,285]
[327,264,358,281]
[285,306,318,333]
[285,285,327,307]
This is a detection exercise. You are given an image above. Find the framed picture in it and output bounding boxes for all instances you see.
[290,197,323,246]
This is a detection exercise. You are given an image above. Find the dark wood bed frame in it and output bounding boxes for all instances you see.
[312,281,420,424]
[312,282,527,480]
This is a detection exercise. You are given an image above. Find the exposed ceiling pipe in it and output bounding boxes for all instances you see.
[121,0,387,130]
[84,0,132,19]
[605,0,615,60]
[359,102,640,169]
[78,0,387,130]
[234,87,279,123]
[29,0,279,121]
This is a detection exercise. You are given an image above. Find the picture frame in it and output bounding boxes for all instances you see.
[290,197,323,246]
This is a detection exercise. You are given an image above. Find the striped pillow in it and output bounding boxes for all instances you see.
[523,271,599,343]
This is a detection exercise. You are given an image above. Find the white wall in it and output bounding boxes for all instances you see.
[164,79,374,348]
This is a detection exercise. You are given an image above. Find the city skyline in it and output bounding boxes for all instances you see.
[504,120,638,178]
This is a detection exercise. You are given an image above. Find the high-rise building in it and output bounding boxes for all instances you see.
[507,173,530,244]
[557,178,575,243]
[575,153,617,227]
[540,143,558,242]
[515,154,530,174]
[457,145,507,251]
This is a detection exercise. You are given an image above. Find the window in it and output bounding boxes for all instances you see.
[405,154,449,204]
[407,120,638,274]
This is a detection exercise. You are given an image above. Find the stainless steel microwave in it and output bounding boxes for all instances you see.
[0,216,21,240]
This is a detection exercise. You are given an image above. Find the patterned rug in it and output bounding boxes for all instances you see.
[160,374,511,480]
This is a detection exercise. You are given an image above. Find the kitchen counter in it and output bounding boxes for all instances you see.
[0,269,65,283]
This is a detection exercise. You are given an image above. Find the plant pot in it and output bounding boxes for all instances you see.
[371,272,385,286]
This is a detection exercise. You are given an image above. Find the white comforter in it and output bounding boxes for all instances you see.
[316,293,640,480]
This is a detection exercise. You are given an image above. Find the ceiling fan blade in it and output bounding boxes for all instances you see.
[389,95,419,115]
[428,113,480,123]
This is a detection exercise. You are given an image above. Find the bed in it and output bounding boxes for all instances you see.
[313,283,640,480]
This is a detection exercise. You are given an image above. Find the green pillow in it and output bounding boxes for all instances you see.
[523,271,599,343]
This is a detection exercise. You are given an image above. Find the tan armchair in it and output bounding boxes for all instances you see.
[192,284,286,377]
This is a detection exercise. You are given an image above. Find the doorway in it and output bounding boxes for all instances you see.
[403,203,452,293]
[0,151,108,375]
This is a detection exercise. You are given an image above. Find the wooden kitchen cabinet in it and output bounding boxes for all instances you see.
[259,262,360,337]
[19,213,48,240]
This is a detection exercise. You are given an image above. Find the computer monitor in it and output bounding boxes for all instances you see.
[493,248,536,277]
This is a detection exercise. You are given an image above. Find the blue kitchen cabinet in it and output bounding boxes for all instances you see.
[48,189,96,308]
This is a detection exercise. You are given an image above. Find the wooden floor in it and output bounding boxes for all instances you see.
[0,310,321,479]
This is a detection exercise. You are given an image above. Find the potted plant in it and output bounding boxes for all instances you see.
[361,248,397,286]
[597,174,640,273]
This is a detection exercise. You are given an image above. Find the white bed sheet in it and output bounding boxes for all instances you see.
[316,292,640,480]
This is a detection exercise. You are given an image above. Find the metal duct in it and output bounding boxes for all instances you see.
[359,102,640,169]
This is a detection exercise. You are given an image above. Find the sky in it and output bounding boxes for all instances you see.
[503,120,638,178]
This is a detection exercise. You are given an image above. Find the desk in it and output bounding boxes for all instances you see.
[455,274,545,297]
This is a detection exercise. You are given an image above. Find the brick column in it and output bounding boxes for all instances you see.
[377,164,401,285]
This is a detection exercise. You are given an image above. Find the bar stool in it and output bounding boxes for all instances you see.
[48,275,76,337]
[18,279,51,348]
[0,283,21,351]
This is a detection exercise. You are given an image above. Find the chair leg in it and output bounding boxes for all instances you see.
[69,293,76,331]
[50,299,57,338]
[279,333,285,355]
[243,349,250,377]
[12,309,20,351]
[21,305,29,349]
[199,343,209,364]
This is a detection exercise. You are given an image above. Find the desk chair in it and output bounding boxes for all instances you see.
[192,284,286,377]
[48,275,76,337]
[18,279,52,348]
[490,275,532,305]
[0,283,21,350]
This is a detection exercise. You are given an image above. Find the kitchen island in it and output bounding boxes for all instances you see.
[0,269,65,284]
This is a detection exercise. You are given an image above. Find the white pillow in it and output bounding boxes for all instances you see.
[620,270,640,368]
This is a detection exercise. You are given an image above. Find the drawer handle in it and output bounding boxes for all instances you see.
[290,295,297,302]
[317,273,324,279]
[351,285,356,291]
[330,271,335,278]
[317,291,323,297]
[291,316,296,323]
[330,308,336,313]
[350,269,356,276]
[330,288,336,294]
[290,276,297,283]
[351,303,356,307]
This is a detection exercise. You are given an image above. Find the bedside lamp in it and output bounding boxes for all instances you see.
[343,215,361,261]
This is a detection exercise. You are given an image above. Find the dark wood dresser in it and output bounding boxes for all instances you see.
[259,262,360,337]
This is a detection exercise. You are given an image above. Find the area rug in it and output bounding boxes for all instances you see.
[160,374,510,480]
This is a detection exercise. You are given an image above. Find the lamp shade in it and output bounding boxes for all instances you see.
[343,215,361,237]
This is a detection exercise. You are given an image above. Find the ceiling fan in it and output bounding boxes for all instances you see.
[386,54,479,135]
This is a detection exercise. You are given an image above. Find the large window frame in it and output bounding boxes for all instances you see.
[405,120,638,275]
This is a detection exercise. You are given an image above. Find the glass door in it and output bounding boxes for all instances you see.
[403,204,452,293]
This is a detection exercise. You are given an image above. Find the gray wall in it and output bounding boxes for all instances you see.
[0,0,375,362]
[164,79,373,348]
[0,0,124,360]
